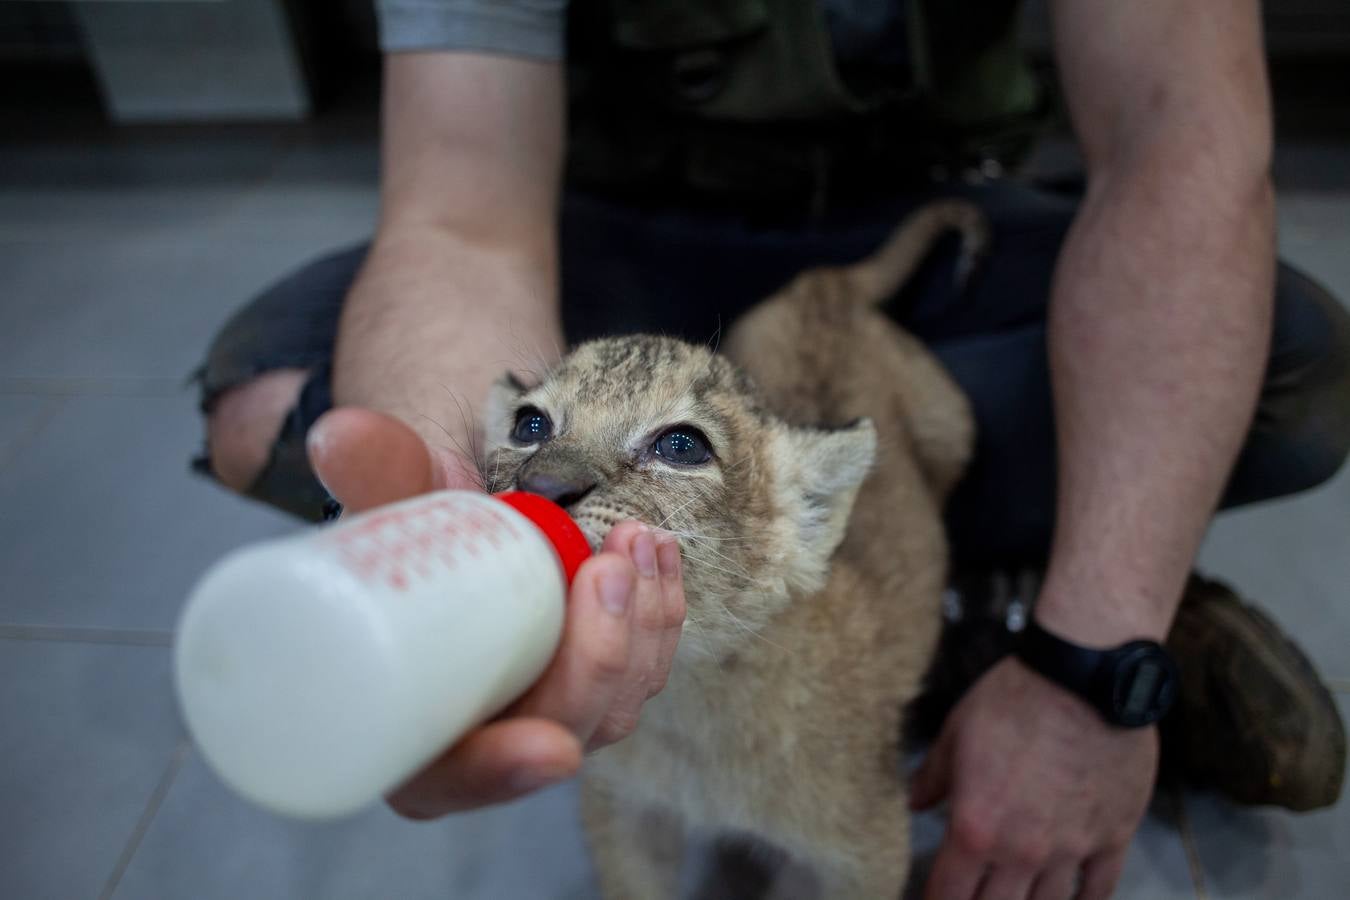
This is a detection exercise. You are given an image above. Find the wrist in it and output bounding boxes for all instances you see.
[1014,618,1180,729]
[1033,575,1176,647]
[332,233,561,438]
[1006,656,1126,739]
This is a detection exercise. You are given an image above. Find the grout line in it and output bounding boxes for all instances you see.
[97,740,191,900]
[0,376,187,398]
[0,226,202,243]
[0,394,69,471]
[0,625,173,647]
[1168,781,1211,900]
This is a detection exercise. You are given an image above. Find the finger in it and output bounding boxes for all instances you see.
[910,724,956,810]
[308,407,442,512]
[608,522,664,694]
[924,842,986,900]
[385,717,582,820]
[588,521,665,743]
[508,553,636,748]
[650,531,686,697]
[975,867,1036,900]
[1078,849,1128,900]
[1029,862,1080,900]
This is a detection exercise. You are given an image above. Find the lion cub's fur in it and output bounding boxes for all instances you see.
[481,201,982,898]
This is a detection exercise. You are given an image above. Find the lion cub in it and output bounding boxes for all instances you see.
[480,201,981,898]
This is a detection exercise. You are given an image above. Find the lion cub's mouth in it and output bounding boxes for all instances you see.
[569,499,653,554]
[572,518,607,554]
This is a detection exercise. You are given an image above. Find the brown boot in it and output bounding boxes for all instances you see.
[1162,575,1346,811]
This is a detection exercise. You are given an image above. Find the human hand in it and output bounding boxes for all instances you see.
[307,407,686,819]
[911,656,1157,900]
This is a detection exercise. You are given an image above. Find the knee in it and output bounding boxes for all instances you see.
[1250,268,1350,495]
[205,368,310,493]
[1295,371,1350,492]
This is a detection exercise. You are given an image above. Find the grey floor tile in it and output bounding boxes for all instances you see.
[1198,464,1350,683]
[112,755,1196,900]
[202,131,378,254]
[0,179,376,386]
[0,129,293,244]
[114,741,1195,900]
[0,394,59,466]
[1185,695,1350,899]
[0,186,255,243]
[0,229,335,381]
[1116,798,1203,900]
[215,182,378,255]
[112,751,595,900]
[0,639,182,900]
[0,136,372,386]
[0,393,295,630]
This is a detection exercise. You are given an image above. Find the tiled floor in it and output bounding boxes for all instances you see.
[1,122,1346,900]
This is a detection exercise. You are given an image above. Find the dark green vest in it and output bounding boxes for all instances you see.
[566,0,1045,207]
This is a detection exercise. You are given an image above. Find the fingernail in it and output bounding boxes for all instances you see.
[305,425,336,496]
[305,420,329,458]
[632,528,657,579]
[598,567,633,616]
[656,534,682,581]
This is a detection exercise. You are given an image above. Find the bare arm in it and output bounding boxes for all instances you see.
[1037,0,1274,643]
[914,4,1274,898]
[333,51,565,484]
[312,52,686,819]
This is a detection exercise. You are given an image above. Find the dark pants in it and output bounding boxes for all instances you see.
[198,179,1350,569]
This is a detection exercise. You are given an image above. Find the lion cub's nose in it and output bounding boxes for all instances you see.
[517,470,597,509]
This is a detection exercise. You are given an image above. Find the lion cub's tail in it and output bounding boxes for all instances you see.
[844,199,989,307]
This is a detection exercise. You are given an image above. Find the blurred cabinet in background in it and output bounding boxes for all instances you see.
[70,0,310,122]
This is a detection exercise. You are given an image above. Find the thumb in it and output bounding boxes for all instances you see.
[910,724,956,811]
[307,407,441,513]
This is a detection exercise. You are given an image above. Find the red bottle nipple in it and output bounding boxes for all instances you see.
[494,492,593,586]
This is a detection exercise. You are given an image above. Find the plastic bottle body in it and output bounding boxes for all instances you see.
[174,491,570,820]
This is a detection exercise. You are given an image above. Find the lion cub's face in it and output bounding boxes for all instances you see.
[482,336,875,655]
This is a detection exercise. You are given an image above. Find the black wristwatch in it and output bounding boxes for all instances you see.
[1015,619,1179,728]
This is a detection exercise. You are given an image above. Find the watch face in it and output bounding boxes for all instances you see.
[1111,645,1179,727]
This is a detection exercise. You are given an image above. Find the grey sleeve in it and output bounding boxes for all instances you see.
[376,0,567,61]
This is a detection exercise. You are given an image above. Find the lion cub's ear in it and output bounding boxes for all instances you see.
[484,372,531,448]
[775,418,876,589]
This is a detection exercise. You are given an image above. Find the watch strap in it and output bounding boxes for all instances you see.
[1015,619,1178,728]
[1016,619,1111,715]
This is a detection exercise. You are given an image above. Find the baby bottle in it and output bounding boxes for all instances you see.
[173,490,591,820]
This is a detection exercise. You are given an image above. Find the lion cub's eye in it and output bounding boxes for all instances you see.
[653,427,712,465]
[512,407,553,444]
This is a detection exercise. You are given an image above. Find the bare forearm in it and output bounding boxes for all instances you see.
[920,5,1276,891]
[334,232,561,456]
[333,52,564,462]
[1037,159,1274,643]
[1035,0,1275,644]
